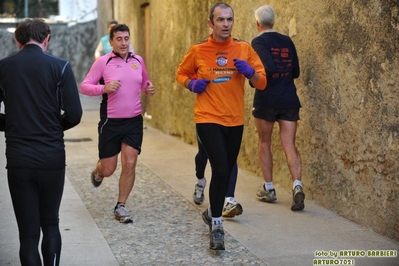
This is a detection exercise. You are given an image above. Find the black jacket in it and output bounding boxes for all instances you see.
[0,44,82,169]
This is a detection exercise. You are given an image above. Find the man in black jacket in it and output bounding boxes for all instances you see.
[0,18,82,266]
[251,5,305,211]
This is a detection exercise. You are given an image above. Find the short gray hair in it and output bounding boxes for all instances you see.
[254,5,275,27]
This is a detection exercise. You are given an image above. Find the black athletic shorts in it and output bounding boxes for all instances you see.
[98,115,143,158]
[252,108,300,122]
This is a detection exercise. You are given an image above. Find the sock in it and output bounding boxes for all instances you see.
[226,197,236,204]
[211,217,223,231]
[115,202,125,209]
[293,180,302,189]
[197,177,206,187]
[265,182,273,191]
[94,169,103,180]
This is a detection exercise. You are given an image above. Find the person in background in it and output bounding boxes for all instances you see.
[81,24,155,224]
[0,18,82,266]
[194,139,243,218]
[94,19,134,60]
[251,5,305,211]
[176,2,266,250]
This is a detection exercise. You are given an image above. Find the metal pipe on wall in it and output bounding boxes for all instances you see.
[24,0,28,18]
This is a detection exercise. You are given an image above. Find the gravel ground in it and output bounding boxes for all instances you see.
[66,161,266,266]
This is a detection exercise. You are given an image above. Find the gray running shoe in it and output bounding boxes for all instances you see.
[91,169,103,188]
[222,202,243,218]
[114,204,133,223]
[256,185,277,202]
[193,180,206,205]
[202,209,212,231]
[291,185,305,211]
[210,227,225,250]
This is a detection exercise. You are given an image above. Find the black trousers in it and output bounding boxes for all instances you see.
[8,168,65,266]
[196,123,243,217]
[195,137,238,198]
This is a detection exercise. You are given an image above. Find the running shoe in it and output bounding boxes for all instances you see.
[210,227,225,250]
[114,204,133,223]
[193,179,206,205]
[91,169,103,188]
[222,202,243,218]
[291,185,305,211]
[256,185,277,202]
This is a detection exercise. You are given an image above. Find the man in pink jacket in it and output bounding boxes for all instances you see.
[81,23,155,223]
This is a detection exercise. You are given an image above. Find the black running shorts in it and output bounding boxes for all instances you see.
[252,108,300,122]
[98,115,143,158]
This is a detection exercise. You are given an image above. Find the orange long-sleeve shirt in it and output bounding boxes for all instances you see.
[176,35,266,126]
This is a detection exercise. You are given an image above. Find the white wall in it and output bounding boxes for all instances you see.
[58,0,97,22]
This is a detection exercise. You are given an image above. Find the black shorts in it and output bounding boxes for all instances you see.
[252,108,300,122]
[98,115,143,158]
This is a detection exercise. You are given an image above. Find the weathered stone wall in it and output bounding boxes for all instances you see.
[108,0,399,241]
[0,20,98,83]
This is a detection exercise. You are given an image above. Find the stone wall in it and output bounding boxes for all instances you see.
[0,20,98,83]
[108,0,399,241]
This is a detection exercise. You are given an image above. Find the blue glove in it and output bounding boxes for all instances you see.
[188,79,210,94]
[233,58,255,79]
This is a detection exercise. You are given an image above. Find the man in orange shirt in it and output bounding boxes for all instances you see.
[176,2,266,250]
